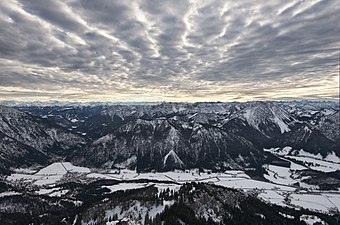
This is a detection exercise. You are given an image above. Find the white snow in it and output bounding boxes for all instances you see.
[290,194,336,212]
[163,150,184,167]
[325,151,340,163]
[103,183,150,193]
[35,187,61,195]
[255,213,265,219]
[264,165,298,186]
[149,200,175,218]
[70,118,78,123]
[259,191,340,213]
[0,191,22,198]
[290,149,340,164]
[36,163,68,176]
[87,173,118,180]
[264,147,292,156]
[300,214,326,225]
[263,161,315,189]
[13,168,37,174]
[243,109,253,124]
[290,160,308,170]
[7,162,91,186]
[304,126,311,132]
[265,147,340,172]
[274,116,290,133]
[215,177,294,191]
[279,212,294,219]
[323,194,340,211]
[34,175,64,186]
[153,183,181,195]
[7,161,340,214]
[104,200,175,224]
[321,109,335,115]
[295,149,323,160]
[287,156,340,172]
[36,162,90,176]
[258,190,287,207]
[243,106,292,134]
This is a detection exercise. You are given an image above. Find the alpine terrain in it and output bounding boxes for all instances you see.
[0,101,339,224]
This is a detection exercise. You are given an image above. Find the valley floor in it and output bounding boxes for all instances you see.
[4,161,340,215]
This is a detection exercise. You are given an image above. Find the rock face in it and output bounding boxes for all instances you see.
[0,101,339,172]
[78,115,263,172]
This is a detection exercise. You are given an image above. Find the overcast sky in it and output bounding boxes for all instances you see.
[0,0,339,102]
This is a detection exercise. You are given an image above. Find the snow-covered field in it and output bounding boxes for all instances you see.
[7,162,91,186]
[263,162,318,189]
[286,156,340,172]
[5,161,340,214]
[264,147,340,172]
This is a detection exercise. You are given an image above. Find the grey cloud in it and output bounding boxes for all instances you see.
[0,0,339,102]
[19,0,85,32]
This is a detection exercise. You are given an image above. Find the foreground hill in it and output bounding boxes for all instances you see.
[1,177,339,225]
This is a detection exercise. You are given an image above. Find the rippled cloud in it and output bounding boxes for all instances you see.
[0,0,339,102]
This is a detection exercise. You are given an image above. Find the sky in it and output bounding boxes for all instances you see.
[0,0,339,102]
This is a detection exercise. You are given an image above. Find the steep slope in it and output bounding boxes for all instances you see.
[76,115,263,172]
[1,101,339,173]
[316,110,339,142]
[0,132,49,168]
[76,119,192,171]
[241,102,295,137]
[17,105,105,138]
[0,106,85,169]
[267,124,340,157]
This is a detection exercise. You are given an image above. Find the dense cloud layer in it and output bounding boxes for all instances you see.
[0,0,339,102]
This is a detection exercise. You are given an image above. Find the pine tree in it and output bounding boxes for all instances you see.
[144,211,150,225]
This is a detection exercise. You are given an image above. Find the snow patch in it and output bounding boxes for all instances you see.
[70,118,78,123]
[163,150,184,167]
[295,149,323,160]
[0,191,22,198]
[325,151,340,163]
[36,162,90,175]
[279,212,294,219]
[264,146,292,156]
[300,214,325,225]
[274,116,290,133]
[103,183,150,193]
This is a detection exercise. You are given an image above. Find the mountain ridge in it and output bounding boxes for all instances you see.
[0,101,338,174]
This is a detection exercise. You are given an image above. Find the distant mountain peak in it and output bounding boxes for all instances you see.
[242,102,294,136]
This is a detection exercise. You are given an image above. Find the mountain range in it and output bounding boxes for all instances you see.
[0,101,338,174]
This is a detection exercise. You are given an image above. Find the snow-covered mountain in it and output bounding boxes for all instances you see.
[70,101,338,172]
[1,101,339,173]
[242,102,295,136]
[77,116,262,172]
[0,106,85,169]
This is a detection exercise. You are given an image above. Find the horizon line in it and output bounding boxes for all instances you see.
[0,99,339,107]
